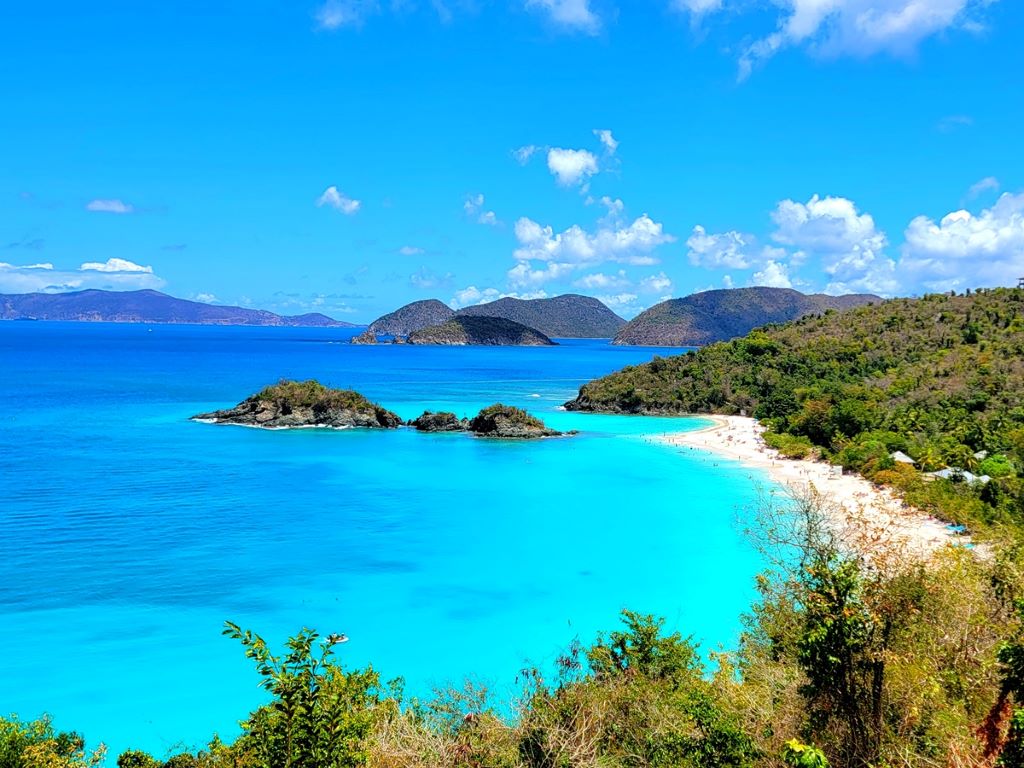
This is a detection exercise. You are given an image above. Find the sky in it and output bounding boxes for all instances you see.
[1,0,1022,321]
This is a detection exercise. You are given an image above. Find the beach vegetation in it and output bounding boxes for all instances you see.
[568,288,1024,538]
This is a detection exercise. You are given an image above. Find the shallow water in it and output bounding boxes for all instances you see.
[0,323,771,758]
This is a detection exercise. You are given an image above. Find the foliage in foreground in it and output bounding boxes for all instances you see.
[8,494,1024,768]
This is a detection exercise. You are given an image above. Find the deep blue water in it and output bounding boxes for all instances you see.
[0,323,771,759]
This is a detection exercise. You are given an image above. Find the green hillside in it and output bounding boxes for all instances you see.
[570,288,1024,528]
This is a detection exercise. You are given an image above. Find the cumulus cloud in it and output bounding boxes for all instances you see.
[85,199,134,214]
[770,194,897,293]
[194,293,218,303]
[317,186,361,215]
[547,148,599,187]
[464,193,500,225]
[593,129,619,154]
[448,286,549,309]
[638,272,673,294]
[573,270,631,290]
[688,194,899,295]
[513,214,675,269]
[399,245,424,256]
[80,258,153,273]
[751,260,793,289]
[687,226,757,269]
[525,0,601,34]
[900,192,1024,291]
[0,260,164,293]
[736,0,994,80]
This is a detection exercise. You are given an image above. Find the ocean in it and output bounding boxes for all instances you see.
[0,322,771,759]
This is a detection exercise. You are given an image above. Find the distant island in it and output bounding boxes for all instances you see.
[407,316,555,346]
[194,380,566,438]
[0,289,357,327]
[612,287,880,346]
[354,293,624,344]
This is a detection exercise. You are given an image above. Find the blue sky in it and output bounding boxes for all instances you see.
[2,0,1021,321]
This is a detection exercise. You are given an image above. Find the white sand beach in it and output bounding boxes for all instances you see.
[660,415,976,560]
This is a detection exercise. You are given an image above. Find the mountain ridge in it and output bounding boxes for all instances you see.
[0,289,357,327]
[613,287,881,346]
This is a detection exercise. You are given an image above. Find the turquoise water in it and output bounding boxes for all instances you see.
[0,323,771,758]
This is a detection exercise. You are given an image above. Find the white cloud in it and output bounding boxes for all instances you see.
[194,293,218,303]
[399,245,425,256]
[672,0,724,15]
[464,193,500,225]
[687,226,756,269]
[0,260,164,293]
[85,199,134,214]
[901,192,1024,291]
[525,0,601,34]
[513,213,675,268]
[771,194,892,289]
[513,145,539,164]
[968,176,1000,199]
[317,186,361,215]
[547,147,599,187]
[80,258,154,273]
[593,129,619,154]
[751,260,793,289]
[507,260,576,288]
[315,0,378,30]
[573,270,631,290]
[722,274,734,289]
[737,0,993,80]
[639,272,673,294]
[449,286,549,309]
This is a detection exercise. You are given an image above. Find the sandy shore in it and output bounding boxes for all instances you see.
[659,415,975,560]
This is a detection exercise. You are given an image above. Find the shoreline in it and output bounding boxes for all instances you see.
[660,415,974,559]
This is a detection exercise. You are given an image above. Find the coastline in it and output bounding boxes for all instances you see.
[660,415,974,559]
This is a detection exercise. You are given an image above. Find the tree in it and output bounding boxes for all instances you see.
[223,623,381,768]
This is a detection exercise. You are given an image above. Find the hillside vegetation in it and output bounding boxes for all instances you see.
[407,316,555,346]
[367,299,455,337]
[612,287,878,346]
[456,294,625,338]
[572,288,1024,529]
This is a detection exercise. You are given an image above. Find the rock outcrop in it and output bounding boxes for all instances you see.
[409,411,469,432]
[193,380,401,429]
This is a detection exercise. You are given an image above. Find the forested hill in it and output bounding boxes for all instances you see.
[569,288,1024,523]
[612,287,879,345]
[366,299,455,336]
[456,294,625,338]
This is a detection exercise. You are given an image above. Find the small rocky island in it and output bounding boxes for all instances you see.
[192,380,402,429]
[195,381,569,438]
[411,404,567,438]
[407,316,555,346]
